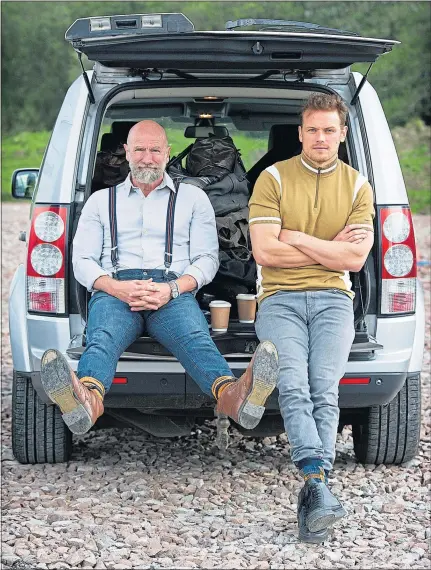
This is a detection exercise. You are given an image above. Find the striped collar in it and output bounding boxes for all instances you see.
[300,153,339,175]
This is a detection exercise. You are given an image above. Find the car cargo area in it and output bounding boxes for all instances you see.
[68,86,382,363]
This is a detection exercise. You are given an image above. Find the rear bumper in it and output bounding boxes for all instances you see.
[104,371,410,409]
[337,372,409,407]
[27,368,412,410]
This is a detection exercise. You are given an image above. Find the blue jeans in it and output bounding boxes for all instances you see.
[255,290,355,471]
[77,269,232,395]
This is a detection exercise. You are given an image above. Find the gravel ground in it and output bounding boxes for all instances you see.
[1,203,430,570]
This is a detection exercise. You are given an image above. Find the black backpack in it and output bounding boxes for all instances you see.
[186,135,237,178]
[92,145,129,191]
[167,135,257,302]
[167,135,250,216]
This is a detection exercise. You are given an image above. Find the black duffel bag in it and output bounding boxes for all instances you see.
[186,135,237,178]
[167,135,250,216]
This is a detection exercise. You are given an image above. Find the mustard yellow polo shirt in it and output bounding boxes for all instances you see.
[249,153,375,303]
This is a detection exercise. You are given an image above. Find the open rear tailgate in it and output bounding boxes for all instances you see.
[66,13,399,73]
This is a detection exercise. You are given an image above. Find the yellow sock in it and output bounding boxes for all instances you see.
[80,376,105,401]
[211,375,235,400]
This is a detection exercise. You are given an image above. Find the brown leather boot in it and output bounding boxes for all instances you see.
[215,340,278,429]
[40,349,104,435]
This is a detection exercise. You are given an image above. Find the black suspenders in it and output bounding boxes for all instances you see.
[164,183,179,273]
[109,185,119,275]
[109,179,180,277]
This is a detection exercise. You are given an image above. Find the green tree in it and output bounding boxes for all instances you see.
[1,1,430,134]
[2,3,74,133]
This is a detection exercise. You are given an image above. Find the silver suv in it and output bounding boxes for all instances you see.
[10,13,424,464]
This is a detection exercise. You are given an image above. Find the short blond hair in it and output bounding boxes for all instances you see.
[301,93,348,127]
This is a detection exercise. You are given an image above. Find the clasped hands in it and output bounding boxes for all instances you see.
[279,223,373,247]
[112,279,171,311]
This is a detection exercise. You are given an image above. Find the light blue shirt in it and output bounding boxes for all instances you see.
[72,173,219,292]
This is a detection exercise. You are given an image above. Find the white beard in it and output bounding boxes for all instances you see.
[130,164,164,184]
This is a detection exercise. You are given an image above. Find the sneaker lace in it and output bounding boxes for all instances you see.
[308,483,325,509]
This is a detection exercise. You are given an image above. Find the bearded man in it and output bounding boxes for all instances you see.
[39,120,278,437]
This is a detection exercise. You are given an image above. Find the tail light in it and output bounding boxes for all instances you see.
[27,206,68,314]
[379,206,416,315]
[112,377,128,384]
[340,377,370,385]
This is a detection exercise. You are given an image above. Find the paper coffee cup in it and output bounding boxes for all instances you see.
[236,294,257,323]
[209,300,231,332]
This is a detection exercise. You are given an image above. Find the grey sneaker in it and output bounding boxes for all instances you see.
[297,484,331,544]
[303,478,347,533]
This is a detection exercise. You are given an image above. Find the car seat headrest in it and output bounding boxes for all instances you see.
[111,122,137,145]
[100,133,118,151]
[267,124,302,163]
[268,124,300,152]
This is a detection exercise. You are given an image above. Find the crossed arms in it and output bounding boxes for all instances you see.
[250,223,374,272]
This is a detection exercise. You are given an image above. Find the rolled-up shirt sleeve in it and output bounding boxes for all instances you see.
[72,193,110,292]
[182,191,219,290]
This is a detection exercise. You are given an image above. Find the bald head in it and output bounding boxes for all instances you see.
[127,120,168,147]
[124,120,170,186]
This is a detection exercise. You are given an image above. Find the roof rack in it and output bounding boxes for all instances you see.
[225,18,358,37]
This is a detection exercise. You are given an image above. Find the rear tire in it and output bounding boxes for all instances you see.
[352,374,421,465]
[12,371,72,464]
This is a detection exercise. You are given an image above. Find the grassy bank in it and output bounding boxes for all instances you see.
[391,119,430,214]
[2,121,430,213]
[1,131,51,200]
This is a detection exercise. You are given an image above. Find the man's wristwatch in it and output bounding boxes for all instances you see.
[168,280,180,299]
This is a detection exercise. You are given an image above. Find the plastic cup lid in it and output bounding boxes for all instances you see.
[209,300,231,308]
